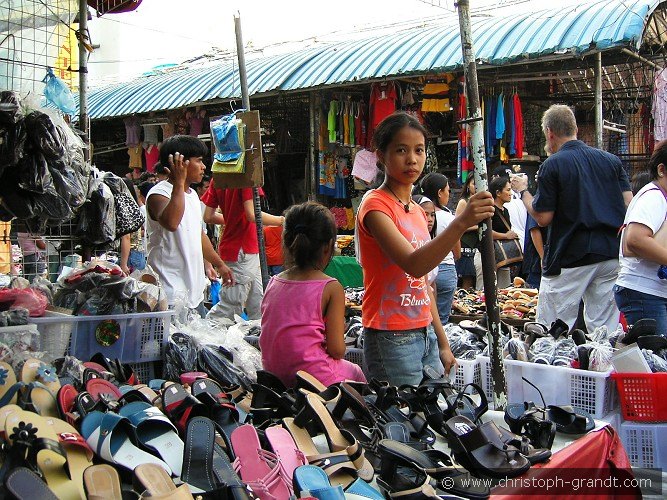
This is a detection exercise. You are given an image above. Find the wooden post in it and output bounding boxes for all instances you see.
[456,0,507,409]
[234,13,270,289]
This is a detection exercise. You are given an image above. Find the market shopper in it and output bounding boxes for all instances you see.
[356,112,494,386]
[202,183,284,320]
[17,232,46,282]
[521,104,632,333]
[260,201,366,387]
[418,172,460,324]
[489,176,519,290]
[119,178,146,275]
[145,135,234,317]
[615,141,667,336]
[455,175,480,290]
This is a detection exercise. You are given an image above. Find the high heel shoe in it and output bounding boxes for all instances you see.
[292,393,375,482]
[377,439,490,499]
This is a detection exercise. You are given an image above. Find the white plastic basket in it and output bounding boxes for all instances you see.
[453,357,481,392]
[29,310,174,363]
[478,355,616,418]
[619,421,667,468]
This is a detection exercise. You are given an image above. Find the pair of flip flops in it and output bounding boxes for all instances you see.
[1,406,93,499]
[81,400,183,476]
[3,358,61,418]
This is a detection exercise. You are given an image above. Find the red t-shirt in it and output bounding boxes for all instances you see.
[201,181,264,262]
[264,225,283,266]
[357,189,432,330]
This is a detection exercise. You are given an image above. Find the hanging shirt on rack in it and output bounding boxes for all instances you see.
[496,94,505,140]
[653,68,667,142]
[319,152,336,196]
[348,105,355,147]
[189,110,206,137]
[351,149,379,184]
[343,103,350,146]
[142,124,160,145]
[144,144,159,172]
[508,94,516,156]
[327,100,338,143]
[513,93,524,159]
[124,116,142,146]
[355,100,367,147]
[367,82,398,148]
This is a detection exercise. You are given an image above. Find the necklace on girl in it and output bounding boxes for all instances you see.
[384,184,411,213]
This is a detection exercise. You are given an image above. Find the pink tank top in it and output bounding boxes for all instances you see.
[260,276,341,387]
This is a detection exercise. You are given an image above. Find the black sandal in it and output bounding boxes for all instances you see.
[366,379,436,446]
[445,416,531,479]
[410,366,488,436]
[547,405,594,434]
[504,377,557,450]
[378,438,490,499]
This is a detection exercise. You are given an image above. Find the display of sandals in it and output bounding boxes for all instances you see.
[0,344,609,499]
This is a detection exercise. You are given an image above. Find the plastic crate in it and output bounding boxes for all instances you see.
[344,347,364,369]
[453,357,481,392]
[478,355,616,418]
[477,355,507,406]
[130,361,161,384]
[611,372,667,422]
[29,310,174,364]
[619,421,667,468]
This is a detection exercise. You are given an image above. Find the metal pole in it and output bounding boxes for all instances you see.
[456,0,507,410]
[595,51,603,149]
[78,0,89,162]
[234,13,270,289]
[309,92,318,201]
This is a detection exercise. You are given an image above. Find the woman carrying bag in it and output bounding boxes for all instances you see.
[489,176,522,289]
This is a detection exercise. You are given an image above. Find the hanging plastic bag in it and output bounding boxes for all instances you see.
[18,151,52,194]
[210,113,243,162]
[75,177,116,245]
[42,68,76,115]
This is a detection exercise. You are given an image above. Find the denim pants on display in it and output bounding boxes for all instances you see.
[363,326,444,387]
[435,263,457,324]
[128,249,146,271]
[614,285,667,337]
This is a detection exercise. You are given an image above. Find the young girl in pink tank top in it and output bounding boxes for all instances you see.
[260,202,366,388]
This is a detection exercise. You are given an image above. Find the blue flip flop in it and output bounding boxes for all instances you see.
[293,465,345,500]
[81,410,171,474]
[118,401,184,477]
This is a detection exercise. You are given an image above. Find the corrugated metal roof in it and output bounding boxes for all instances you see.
[85,0,664,119]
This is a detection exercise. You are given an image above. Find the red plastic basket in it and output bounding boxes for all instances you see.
[611,372,667,422]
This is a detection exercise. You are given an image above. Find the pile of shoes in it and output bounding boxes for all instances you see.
[1,348,577,499]
[451,280,538,320]
[344,287,364,310]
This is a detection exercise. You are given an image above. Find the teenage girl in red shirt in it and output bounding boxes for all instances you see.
[356,112,494,386]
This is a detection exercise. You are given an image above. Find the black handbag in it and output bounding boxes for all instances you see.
[493,208,523,269]
[102,173,144,238]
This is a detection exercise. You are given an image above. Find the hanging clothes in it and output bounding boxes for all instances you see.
[348,104,355,147]
[508,95,516,156]
[641,103,654,153]
[327,100,338,144]
[367,82,398,148]
[142,123,160,145]
[319,152,336,196]
[653,68,667,142]
[495,93,505,140]
[144,144,159,172]
[421,82,451,112]
[319,108,328,151]
[124,116,141,146]
[513,93,524,159]
[189,109,206,137]
[457,77,473,184]
[355,100,367,147]
[343,102,350,146]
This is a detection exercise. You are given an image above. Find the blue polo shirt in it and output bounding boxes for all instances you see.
[532,140,630,276]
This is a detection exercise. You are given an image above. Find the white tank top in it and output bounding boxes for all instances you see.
[146,181,207,308]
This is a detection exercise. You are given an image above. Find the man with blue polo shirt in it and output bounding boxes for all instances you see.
[519,105,632,333]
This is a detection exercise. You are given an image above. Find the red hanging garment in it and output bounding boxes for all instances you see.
[513,93,524,159]
[367,82,397,148]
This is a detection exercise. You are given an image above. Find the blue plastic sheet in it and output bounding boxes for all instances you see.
[211,112,243,162]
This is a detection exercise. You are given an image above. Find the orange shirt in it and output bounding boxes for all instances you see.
[264,225,284,266]
[357,189,432,330]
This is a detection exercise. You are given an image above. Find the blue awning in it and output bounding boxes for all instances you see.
[85,0,665,119]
